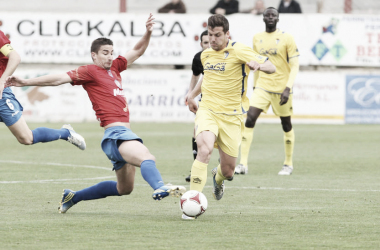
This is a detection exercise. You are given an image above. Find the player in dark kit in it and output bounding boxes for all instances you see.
[184,30,209,182]
[6,14,186,214]
[0,30,86,150]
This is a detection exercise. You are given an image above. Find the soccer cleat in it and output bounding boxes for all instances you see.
[235,164,248,175]
[278,165,293,175]
[152,184,186,200]
[62,124,86,150]
[181,213,196,220]
[58,189,76,213]
[211,167,225,201]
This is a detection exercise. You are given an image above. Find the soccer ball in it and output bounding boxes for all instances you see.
[180,190,208,218]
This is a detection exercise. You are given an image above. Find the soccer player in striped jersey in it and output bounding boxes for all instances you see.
[236,7,299,176]
[0,30,85,150]
[7,14,186,214]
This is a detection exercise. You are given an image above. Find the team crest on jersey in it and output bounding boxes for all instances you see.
[276,39,280,44]
[224,51,229,59]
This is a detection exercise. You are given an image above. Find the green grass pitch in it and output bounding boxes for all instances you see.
[0,122,379,249]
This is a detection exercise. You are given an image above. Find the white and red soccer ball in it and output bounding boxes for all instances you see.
[180,190,208,218]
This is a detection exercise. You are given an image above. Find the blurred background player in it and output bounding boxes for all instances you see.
[235,7,299,176]
[6,14,185,214]
[184,30,209,183]
[240,0,266,15]
[0,30,86,150]
[278,0,302,13]
[210,0,239,15]
[158,0,186,13]
[185,14,275,219]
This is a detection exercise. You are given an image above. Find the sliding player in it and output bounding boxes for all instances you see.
[7,14,186,214]
[0,30,85,150]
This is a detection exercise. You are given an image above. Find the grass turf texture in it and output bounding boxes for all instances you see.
[0,122,379,249]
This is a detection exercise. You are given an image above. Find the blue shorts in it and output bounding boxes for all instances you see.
[101,126,143,171]
[0,90,23,126]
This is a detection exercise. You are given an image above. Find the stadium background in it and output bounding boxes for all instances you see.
[1,0,380,124]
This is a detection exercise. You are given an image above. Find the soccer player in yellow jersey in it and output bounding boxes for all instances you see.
[185,14,275,219]
[235,7,300,176]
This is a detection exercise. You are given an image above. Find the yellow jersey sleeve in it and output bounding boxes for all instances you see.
[234,42,267,64]
[0,44,14,57]
[286,34,300,59]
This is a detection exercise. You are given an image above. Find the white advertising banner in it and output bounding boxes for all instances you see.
[1,13,380,66]
[10,69,346,124]
[0,13,207,65]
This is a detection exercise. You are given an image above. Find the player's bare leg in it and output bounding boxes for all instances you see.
[118,140,185,200]
[8,115,85,149]
[278,116,294,175]
[115,163,136,195]
[7,116,33,145]
[212,147,236,200]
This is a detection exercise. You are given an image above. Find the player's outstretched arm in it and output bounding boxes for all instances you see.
[6,73,72,88]
[280,57,299,105]
[246,60,276,74]
[0,50,21,99]
[187,78,203,114]
[125,13,155,66]
[185,74,201,105]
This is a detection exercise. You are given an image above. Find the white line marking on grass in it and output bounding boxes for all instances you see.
[228,186,380,192]
[2,160,380,192]
[0,176,115,184]
[0,160,110,171]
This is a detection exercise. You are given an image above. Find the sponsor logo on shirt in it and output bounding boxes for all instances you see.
[204,62,226,72]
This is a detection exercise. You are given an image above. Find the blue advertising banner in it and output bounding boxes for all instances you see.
[346,75,380,124]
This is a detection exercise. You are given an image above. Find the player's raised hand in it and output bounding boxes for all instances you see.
[188,98,198,114]
[246,60,260,72]
[5,76,26,87]
[146,13,155,32]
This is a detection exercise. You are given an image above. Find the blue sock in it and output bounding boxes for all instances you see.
[32,127,70,144]
[72,181,120,204]
[140,160,164,190]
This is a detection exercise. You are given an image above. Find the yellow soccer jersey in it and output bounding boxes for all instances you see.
[253,29,299,93]
[200,40,267,115]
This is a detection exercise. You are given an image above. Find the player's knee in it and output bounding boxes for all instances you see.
[197,145,212,158]
[245,116,256,128]
[17,135,33,145]
[117,186,134,196]
[143,153,156,162]
[281,121,292,132]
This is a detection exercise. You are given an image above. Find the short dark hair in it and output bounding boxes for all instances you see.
[208,14,229,33]
[91,37,113,53]
[263,7,279,16]
[200,30,208,42]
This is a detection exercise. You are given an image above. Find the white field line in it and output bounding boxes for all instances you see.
[1,160,380,192]
[0,160,110,171]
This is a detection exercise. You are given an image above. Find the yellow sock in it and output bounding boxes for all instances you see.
[240,127,254,166]
[190,160,208,192]
[215,164,227,185]
[284,129,295,166]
